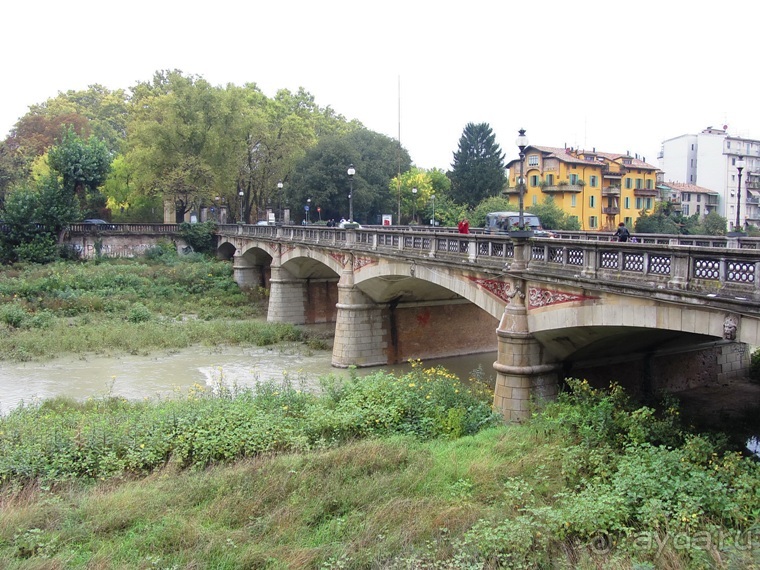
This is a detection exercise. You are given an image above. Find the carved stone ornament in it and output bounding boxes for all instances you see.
[466,277,512,302]
[723,314,739,340]
[528,287,599,309]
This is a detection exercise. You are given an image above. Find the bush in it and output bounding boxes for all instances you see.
[750,347,760,384]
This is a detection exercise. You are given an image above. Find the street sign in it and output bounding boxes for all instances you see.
[304,205,310,211]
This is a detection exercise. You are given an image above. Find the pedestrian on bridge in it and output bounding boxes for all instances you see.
[613,222,630,242]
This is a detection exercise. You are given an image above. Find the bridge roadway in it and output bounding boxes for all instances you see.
[65,223,760,420]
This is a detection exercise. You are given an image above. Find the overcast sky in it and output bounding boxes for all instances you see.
[3,0,759,173]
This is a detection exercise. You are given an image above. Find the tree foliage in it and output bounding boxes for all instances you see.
[387,167,451,224]
[47,127,112,218]
[528,196,582,230]
[290,129,411,224]
[448,122,506,207]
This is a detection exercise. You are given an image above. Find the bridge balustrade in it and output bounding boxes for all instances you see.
[217,225,760,299]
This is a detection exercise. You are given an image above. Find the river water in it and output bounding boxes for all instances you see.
[0,345,498,416]
[1,344,757,458]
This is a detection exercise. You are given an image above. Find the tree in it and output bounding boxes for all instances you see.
[528,196,582,230]
[448,122,506,207]
[0,175,80,263]
[388,167,451,224]
[126,71,227,222]
[634,207,680,234]
[47,126,112,218]
[698,211,728,236]
[290,129,411,224]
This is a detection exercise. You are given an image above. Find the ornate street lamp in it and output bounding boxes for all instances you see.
[306,197,311,224]
[347,164,355,222]
[277,180,283,224]
[515,128,529,232]
[238,190,244,223]
[735,156,746,233]
[412,186,417,225]
[431,193,436,227]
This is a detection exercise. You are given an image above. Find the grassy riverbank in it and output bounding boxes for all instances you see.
[0,254,310,361]
[1,377,758,569]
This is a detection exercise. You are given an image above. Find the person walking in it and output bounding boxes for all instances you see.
[613,222,630,242]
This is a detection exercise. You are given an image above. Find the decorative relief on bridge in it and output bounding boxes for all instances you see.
[466,277,512,302]
[723,314,739,340]
[528,287,598,309]
[353,256,377,272]
[280,244,296,256]
[328,252,350,267]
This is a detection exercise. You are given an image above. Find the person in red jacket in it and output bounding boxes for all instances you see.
[458,218,470,234]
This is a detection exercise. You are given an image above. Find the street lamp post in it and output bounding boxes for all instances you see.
[735,156,746,233]
[515,128,529,231]
[238,190,244,223]
[277,180,283,224]
[431,193,436,227]
[347,164,355,223]
[412,186,417,225]
[214,196,220,222]
[306,198,311,224]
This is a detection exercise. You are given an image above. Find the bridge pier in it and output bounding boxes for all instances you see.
[493,280,560,421]
[232,252,264,289]
[332,265,388,367]
[267,265,308,324]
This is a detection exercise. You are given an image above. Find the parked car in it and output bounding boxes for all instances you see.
[82,219,116,229]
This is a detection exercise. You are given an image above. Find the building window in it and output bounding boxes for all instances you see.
[528,155,539,167]
[532,195,538,205]
[570,173,579,185]
[589,195,596,208]
[589,175,598,187]
[571,195,577,207]
[696,194,701,203]
[589,216,598,229]
[636,197,643,209]
[624,216,632,226]
[530,175,539,187]
[646,179,653,189]
[645,198,653,209]
[624,196,630,209]
[636,179,643,189]
[625,178,632,189]
[683,193,690,201]
[696,204,701,214]
[683,204,690,216]
[545,174,554,186]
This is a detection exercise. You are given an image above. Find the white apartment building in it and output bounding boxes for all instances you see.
[658,126,760,231]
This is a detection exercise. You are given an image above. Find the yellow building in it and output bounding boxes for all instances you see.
[506,146,660,231]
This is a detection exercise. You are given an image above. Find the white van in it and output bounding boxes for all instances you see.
[484,211,556,237]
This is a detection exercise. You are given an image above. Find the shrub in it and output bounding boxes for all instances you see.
[749,347,760,384]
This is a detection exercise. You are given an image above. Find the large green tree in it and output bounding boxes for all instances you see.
[289,129,411,224]
[47,127,112,218]
[448,122,506,207]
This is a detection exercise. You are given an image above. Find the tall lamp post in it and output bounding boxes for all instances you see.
[347,164,355,222]
[412,186,417,225]
[306,198,311,224]
[431,193,436,227]
[515,128,529,231]
[238,190,244,223]
[277,180,283,224]
[735,156,746,233]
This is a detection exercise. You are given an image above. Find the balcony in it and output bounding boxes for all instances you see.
[602,186,621,197]
[633,188,659,197]
[603,207,620,215]
[602,167,625,178]
[541,183,584,193]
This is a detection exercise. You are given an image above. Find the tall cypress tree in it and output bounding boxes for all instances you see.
[449,122,506,207]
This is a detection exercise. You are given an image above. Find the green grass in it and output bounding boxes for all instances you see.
[0,378,758,569]
[0,256,304,361]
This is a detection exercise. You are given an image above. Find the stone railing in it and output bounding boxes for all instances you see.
[217,225,760,302]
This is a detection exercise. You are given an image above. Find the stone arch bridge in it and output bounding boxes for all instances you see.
[215,225,760,420]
